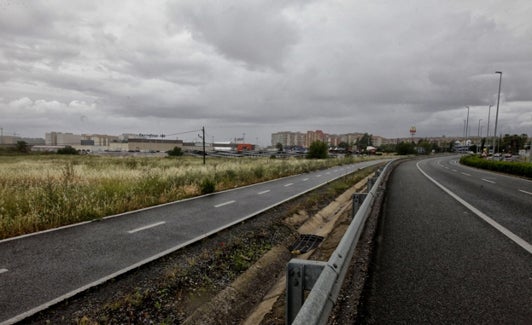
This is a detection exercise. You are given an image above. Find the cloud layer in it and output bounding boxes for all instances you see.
[1,0,531,144]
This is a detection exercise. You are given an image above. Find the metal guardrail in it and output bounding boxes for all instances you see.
[286,162,391,324]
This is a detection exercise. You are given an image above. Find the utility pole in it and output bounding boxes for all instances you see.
[202,126,206,165]
[465,106,470,145]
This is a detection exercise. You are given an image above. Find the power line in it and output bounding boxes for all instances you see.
[164,129,202,137]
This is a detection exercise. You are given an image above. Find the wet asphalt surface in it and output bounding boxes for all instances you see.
[360,157,531,324]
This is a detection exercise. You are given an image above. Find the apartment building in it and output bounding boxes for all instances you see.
[45,132,82,146]
[271,131,306,147]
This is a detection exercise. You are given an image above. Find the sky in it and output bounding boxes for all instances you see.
[1,0,531,145]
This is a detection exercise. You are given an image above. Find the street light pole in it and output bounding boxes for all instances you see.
[465,105,470,147]
[486,104,492,142]
[493,71,503,153]
[477,119,482,154]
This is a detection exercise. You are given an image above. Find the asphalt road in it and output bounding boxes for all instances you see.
[0,159,386,324]
[361,156,531,324]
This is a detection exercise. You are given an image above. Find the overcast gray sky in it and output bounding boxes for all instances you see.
[1,0,531,145]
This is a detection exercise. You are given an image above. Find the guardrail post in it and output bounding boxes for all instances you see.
[367,177,374,190]
[286,259,326,324]
[352,193,367,218]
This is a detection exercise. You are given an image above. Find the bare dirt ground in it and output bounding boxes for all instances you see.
[22,164,387,324]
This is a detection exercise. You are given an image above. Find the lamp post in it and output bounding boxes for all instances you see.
[493,71,503,153]
[477,119,482,153]
[486,104,492,151]
[465,105,470,147]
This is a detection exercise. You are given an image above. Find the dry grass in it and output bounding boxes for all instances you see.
[0,154,373,239]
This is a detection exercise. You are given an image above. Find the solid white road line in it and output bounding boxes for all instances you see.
[127,221,166,234]
[518,189,532,196]
[482,178,496,184]
[284,183,294,187]
[417,162,532,255]
[214,200,235,208]
[258,190,270,195]
[0,268,8,274]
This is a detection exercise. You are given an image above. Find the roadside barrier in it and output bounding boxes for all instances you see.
[286,162,390,324]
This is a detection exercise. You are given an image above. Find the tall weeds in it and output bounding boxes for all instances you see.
[0,155,374,239]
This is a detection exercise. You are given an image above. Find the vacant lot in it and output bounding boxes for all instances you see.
[0,154,377,239]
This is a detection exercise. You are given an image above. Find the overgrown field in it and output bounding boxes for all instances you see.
[0,155,374,239]
[460,155,532,178]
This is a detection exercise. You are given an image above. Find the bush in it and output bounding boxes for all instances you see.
[396,142,416,155]
[460,155,532,178]
[167,146,183,157]
[57,146,79,155]
[200,178,216,194]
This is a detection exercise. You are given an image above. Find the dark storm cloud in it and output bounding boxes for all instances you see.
[0,0,530,141]
[168,0,301,70]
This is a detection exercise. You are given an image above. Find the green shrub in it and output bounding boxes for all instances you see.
[200,178,216,194]
[57,146,79,155]
[167,146,183,157]
[460,155,532,178]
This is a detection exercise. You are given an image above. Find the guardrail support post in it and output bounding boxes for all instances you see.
[286,259,327,324]
[367,177,374,190]
[352,193,368,218]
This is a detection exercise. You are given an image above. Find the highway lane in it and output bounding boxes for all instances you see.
[418,155,532,244]
[361,156,531,324]
[0,159,387,324]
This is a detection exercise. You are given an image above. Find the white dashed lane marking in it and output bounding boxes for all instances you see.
[482,178,496,184]
[284,183,294,187]
[0,268,8,274]
[518,189,532,196]
[214,200,236,208]
[127,221,166,234]
[258,190,270,195]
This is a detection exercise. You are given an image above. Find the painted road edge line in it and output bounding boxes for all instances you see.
[128,221,166,234]
[417,161,532,255]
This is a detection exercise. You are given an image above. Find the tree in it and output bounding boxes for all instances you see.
[378,143,396,153]
[167,146,183,156]
[396,142,416,155]
[357,133,373,149]
[57,146,79,155]
[417,138,438,155]
[501,134,528,154]
[307,141,328,159]
[338,141,349,149]
[276,142,283,152]
[16,141,29,153]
